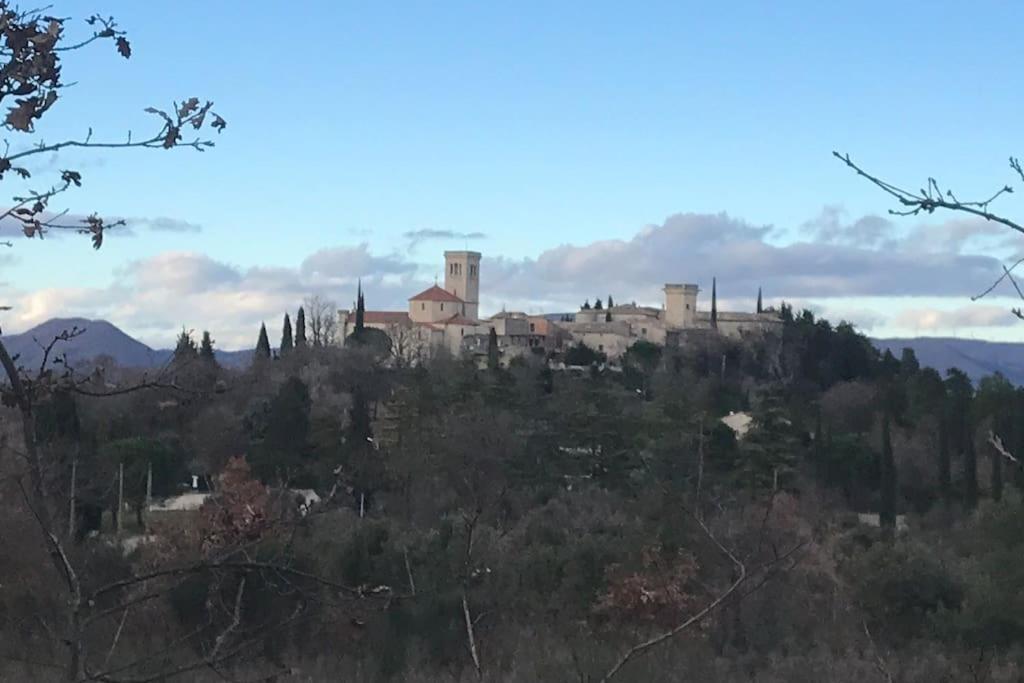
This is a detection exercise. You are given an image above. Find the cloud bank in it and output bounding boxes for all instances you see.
[1,210,1020,348]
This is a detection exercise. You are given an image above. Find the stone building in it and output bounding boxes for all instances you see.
[340,249,782,364]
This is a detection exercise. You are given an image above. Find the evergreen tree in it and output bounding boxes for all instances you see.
[173,327,198,362]
[964,431,978,510]
[199,331,216,362]
[946,368,976,510]
[880,412,897,534]
[487,327,499,370]
[756,287,763,314]
[281,313,293,355]
[295,306,307,349]
[710,277,718,328]
[582,299,591,310]
[607,295,614,309]
[900,347,920,377]
[594,297,603,310]
[256,323,272,360]
[938,416,951,507]
[346,385,383,517]
[355,280,365,333]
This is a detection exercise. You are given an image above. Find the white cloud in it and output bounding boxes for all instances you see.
[892,305,1018,331]
[0,209,1019,348]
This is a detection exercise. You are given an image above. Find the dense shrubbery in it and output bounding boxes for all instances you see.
[5,309,1024,681]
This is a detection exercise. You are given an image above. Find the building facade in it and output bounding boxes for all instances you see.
[340,249,782,364]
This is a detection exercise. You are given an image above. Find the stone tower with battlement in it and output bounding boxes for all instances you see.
[444,251,481,320]
[663,283,699,328]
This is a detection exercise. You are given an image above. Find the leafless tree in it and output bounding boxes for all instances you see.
[303,294,338,347]
[834,151,1024,318]
[0,5,383,680]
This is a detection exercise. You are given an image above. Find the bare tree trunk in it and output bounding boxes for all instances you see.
[461,590,482,681]
[117,462,124,535]
[0,336,84,680]
[68,450,77,540]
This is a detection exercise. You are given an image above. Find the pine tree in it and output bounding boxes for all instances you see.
[756,287,763,314]
[607,295,614,309]
[710,278,718,329]
[199,331,216,361]
[281,313,293,355]
[256,323,271,360]
[487,327,499,370]
[594,297,603,310]
[582,299,591,310]
[295,307,307,349]
[879,412,897,534]
[173,327,198,362]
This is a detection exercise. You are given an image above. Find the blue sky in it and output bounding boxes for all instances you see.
[2,1,1023,347]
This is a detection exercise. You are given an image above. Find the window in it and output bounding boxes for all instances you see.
[460,329,464,336]
[470,264,476,277]
[686,304,690,310]
[641,327,647,335]
[421,303,425,311]
[440,303,444,311]
[529,323,535,332]
[598,344,604,352]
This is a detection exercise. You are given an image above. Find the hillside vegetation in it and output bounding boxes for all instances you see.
[3,307,1024,682]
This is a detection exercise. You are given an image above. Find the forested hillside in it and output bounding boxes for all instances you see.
[4,307,1023,682]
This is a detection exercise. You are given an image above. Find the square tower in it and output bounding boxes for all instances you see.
[444,250,481,319]
[664,283,699,329]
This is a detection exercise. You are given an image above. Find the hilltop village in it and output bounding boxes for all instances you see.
[339,250,782,364]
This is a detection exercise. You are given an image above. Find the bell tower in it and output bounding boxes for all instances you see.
[444,250,481,319]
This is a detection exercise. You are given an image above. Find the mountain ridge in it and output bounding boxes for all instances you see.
[0,317,252,371]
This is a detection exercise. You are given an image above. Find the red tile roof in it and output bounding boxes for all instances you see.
[443,314,480,326]
[409,285,463,303]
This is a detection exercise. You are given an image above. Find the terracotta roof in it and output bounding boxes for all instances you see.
[354,311,410,325]
[442,314,481,326]
[409,285,463,303]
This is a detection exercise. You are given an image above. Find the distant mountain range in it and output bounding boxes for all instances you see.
[1,318,1021,385]
[0,318,252,372]
[873,337,1024,386]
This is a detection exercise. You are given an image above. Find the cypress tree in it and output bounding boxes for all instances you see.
[607,295,614,309]
[756,287,763,314]
[879,412,897,534]
[199,331,216,361]
[281,313,294,355]
[256,323,272,360]
[710,278,718,329]
[938,416,951,507]
[355,281,365,334]
[295,307,307,349]
[487,327,499,370]
[964,427,978,510]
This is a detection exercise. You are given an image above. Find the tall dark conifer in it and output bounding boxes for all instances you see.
[355,280,365,334]
[281,313,294,355]
[256,323,271,360]
[199,331,216,361]
[487,327,499,370]
[880,412,897,534]
[295,307,307,349]
[710,277,718,328]
[756,287,763,314]
[938,416,951,507]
